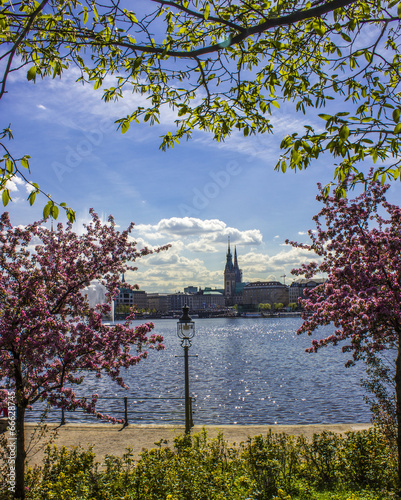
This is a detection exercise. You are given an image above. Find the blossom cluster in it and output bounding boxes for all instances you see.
[287,180,401,364]
[0,209,168,421]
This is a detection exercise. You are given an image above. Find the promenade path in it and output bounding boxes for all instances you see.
[23,422,371,468]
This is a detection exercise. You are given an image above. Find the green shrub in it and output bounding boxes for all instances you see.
[339,429,397,490]
[20,427,397,500]
[298,431,342,487]
[242,431,301,498]
[26,445,100,499]
[136,430,254,500]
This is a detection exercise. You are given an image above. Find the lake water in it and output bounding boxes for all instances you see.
[27,317,375,425]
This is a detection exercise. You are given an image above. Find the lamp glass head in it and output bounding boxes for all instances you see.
[177,305,195,339]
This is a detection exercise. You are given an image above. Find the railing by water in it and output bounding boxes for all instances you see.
[25,396,195,429]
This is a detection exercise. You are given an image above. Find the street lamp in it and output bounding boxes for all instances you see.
[177,305,195,433]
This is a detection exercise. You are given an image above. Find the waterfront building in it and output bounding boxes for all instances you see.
[184,286,198,294]
[114,275,148,311]
[147,293,170,314]
[224,239,243,306]
[242,281,289,307]
[169,292,194,313]
[289,278,327,304]
[192,288,225,310]
[114,286,148,311]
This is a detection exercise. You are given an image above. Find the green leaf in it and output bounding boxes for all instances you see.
[92,3,99,20]
[28,191,37,206]
[83,8,88,24]
[318,114,332,120]
[2,189,10,206]
[393,108,401,123]
[339,125,350,141]
[27,66,37,82]
[133,57,142,70]
[6,160,13,173]
[177,106,188,117]
[43,202,52,219]
[364,51,372,63]
[67,209,76,223]
[121,120,130,134]
[20,156,30,169]
[126,11,138,23]
[394,123,401,134]
[204,3,210,20]
[313,20,326,36]
[51,205,59,219]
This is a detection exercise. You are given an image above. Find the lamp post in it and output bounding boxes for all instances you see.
[177,304,195,434]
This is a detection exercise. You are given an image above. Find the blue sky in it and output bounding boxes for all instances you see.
[3,66,401,292]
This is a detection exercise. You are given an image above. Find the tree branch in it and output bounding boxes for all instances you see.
[0,0,50,100]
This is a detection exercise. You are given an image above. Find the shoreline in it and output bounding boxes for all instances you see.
[22,422,371,467]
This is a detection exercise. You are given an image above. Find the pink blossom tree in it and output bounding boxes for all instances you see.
[0,210,167,499]
[287,180,401,490]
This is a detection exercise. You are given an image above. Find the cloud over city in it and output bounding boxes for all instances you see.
[128,217,319,293]
[135,217,263,246]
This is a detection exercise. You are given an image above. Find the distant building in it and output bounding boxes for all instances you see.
[114,276,148,311]
[184,286,198,294]
[224,239,243,305]
[170,293,194,313]
[243,281,289,307]
[147,293,170,314]
[193,288,225,310]
[289,278,327,304]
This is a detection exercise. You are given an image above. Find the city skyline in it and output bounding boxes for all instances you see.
[3,69,401,293]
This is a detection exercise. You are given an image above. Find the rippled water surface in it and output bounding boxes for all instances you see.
[29,318,373,425]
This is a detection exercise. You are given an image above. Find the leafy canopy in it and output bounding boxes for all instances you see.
[1,0,401,217]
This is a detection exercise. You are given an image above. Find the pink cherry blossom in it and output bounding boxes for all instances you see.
[0,209,168,499]
[287,178,401,488]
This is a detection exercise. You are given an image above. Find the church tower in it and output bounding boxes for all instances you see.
[224,238,235,298]
[234,246,242,284]
[224,238,242,304]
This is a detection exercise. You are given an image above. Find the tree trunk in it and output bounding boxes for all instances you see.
[396,341,401,496]
[14,402,26,500]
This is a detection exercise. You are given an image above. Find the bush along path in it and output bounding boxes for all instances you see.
[0,428,397,500]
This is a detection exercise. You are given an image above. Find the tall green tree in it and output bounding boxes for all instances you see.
[2,0,401,216]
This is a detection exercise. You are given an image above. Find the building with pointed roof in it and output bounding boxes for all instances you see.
[224,238,244,305]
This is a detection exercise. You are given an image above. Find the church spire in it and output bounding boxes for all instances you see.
[234,245,242,283]
[225,237,234,271]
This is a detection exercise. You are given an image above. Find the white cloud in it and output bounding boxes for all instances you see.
[6,176,25,192]
[136,217,226,237]
[135,217,263,248]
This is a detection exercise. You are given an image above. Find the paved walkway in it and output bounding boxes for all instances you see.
[22,422,371,468]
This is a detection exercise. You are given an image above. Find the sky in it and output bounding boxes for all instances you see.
[2,61,401,293]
